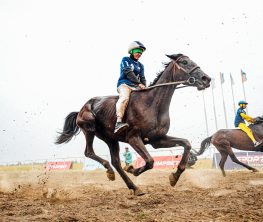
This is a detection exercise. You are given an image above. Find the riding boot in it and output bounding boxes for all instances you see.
[114,122,129,134]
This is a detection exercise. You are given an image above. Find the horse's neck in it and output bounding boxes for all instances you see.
[148,65,177,112]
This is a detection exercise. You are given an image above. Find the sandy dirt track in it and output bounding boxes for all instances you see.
[0,168,263,222]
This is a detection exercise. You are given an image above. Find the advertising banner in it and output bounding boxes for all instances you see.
[45,161,72,171]
[135,155,182,169]
[213,152,263,169]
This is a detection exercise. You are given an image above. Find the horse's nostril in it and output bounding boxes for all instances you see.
[202,76,211,83]
[201,76,207,81]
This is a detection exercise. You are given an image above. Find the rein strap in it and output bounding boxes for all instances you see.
[133,80,189,91]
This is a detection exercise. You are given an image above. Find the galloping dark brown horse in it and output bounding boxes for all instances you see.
[194,117,263,176]
[55,54,211,195]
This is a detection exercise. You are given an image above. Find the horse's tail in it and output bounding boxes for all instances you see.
[193,136,213,156]
[55,112,80,144]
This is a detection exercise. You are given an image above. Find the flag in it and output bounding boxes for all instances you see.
[211,78,216,89]
[220,72,225,84]
[241,69,247,82]
[230,73,234,85]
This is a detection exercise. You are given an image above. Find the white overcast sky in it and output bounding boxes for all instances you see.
[0,0,263,163]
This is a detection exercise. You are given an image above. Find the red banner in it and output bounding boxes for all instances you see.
[45,161,72,171]
[135,155,182,169]
[237,155,263,164]
[213,152,263,169]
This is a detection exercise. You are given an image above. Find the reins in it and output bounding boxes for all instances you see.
[133,79,192,91]
[133,55,199,92]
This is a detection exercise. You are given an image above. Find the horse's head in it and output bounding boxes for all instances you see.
[166,54,211,90]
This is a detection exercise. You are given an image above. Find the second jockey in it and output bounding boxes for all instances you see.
[234,100,262,147]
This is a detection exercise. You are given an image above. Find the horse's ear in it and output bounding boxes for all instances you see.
[166,54,177,60]
[166,54,184,60]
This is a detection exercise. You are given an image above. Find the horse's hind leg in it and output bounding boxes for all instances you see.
[217,149,228,177]
[228,149,258,173]
[83,131,115,180]
[107,140,144,196]
[151,135,191,187]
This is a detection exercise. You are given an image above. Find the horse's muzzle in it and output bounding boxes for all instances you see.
[201,75,211,88]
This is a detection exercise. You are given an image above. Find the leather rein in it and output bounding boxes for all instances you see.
[133,55,200,91]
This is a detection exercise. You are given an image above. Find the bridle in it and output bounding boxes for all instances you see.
[134,55,200,91]
[174,55,200,77]
[173,55,200,84]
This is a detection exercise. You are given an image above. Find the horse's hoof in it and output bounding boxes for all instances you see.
[252,169,259,173]
[106,170,115,181]
[169,173,178,187]
[134,188,145,196]
[126,165,134,173]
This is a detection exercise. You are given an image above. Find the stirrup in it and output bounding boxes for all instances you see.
[114,122,129,134]
[254,141,263,147]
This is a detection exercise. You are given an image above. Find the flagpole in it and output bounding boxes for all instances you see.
[241,69,248,114]
[202,90,209,137]
[220,72,228,128]
[211,79,218,130]
[242,82,247,101]
[230,73,236,116]
[202,90,211,157]
[242,81,248,114]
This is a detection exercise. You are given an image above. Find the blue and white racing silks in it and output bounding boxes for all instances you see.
[117,56,145,88]
[234,107,246,127]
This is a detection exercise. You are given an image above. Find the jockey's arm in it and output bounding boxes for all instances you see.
[240,113,254,123]
[138,64,146,86]
[139,73,146,86]
[123,67,141,84]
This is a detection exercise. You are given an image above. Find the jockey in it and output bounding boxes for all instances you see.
[234,100,262,147]
[114,41,147,134]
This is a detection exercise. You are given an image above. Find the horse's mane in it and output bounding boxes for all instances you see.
[148,62,170,87]
[148,53,183,87]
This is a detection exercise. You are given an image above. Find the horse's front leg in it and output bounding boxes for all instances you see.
[127,135,154,176]
[151,135,191,187]
[107,140,144,196]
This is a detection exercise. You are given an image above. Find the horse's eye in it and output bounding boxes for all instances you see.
[182,60,187,65]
